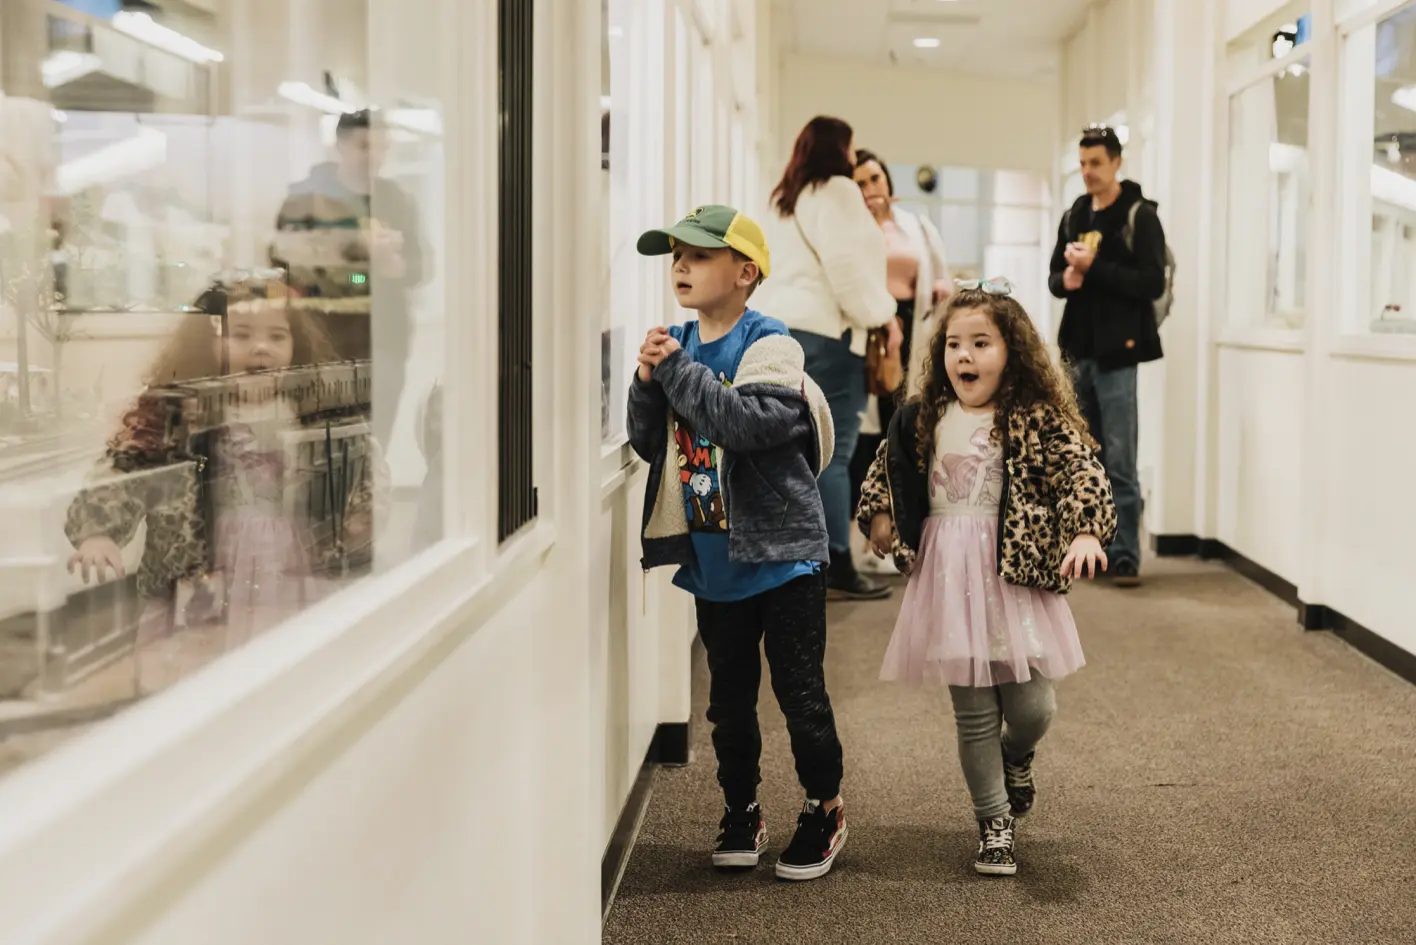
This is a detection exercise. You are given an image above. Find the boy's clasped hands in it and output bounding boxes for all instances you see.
[637,327,682,383]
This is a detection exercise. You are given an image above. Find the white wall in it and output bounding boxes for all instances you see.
[777,53,1056,172]
[1214,347,1304,582]
[1321,357,1416,655]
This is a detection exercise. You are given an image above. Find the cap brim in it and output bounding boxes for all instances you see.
[636,225,729,256]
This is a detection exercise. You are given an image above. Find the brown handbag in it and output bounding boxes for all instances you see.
[864,322,903,398]
[793,214,902,398]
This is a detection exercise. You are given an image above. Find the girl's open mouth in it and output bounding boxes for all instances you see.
[958,372,979,384]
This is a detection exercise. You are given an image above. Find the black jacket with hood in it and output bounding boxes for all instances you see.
[1048,179,1166,369]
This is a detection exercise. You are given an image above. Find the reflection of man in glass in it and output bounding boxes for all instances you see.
[271,109,428,446]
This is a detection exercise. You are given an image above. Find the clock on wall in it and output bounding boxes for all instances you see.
[916,165,938,194]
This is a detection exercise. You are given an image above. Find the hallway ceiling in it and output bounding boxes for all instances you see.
[779,0,1094,80]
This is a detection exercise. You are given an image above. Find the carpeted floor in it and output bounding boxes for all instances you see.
[602,556,1416,945]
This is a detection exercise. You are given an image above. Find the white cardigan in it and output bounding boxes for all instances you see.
[755,176,897,357]
[893,206,953,398]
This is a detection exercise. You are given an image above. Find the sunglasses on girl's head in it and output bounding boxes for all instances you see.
[954,277,1014,297]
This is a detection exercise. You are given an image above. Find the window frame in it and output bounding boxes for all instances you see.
[0,0,572,929]
[1333,0,1416,347]
[1220,48,1315,342]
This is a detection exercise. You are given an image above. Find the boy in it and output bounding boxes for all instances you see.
[627,204,847,881]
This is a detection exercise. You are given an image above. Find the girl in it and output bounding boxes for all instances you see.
[65,276,384,693]
[856,278,1116,877]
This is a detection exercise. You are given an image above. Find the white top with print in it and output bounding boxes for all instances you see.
[928,406,1004,517]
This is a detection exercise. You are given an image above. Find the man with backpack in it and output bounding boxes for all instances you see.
[1049,124,1172,588]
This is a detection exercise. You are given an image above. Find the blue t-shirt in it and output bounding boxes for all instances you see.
[667,309,820,603]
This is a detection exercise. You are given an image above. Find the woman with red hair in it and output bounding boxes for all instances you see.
[756,116,897,601]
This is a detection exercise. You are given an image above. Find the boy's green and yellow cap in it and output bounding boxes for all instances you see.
[636,204,771,280]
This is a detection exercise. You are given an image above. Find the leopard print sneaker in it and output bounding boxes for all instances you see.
[975,814,1018,876]
[1003,743,1036,817]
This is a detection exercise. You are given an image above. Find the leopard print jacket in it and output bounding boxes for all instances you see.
[856,401,1117,595]
[65,400,388,600]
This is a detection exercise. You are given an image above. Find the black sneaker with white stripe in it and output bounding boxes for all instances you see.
[975,814,1018,876]
[712,803,768,869]
[1002,743,1036,817]
[775,800,847,881]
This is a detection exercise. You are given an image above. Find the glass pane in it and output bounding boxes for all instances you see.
[1226,62,1310,330]
[1364,5,1416,334]
[0,0,452,776]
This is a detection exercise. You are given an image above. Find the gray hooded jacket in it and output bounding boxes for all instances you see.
[627,331,835,573]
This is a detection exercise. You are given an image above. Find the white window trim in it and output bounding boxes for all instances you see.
[1338,0,1416,35]
[1216,325,1308,352]
[1227,42,1311,95]
[1330,331,1416,361]
[1332,0,1416,342]
[0,523,558,940]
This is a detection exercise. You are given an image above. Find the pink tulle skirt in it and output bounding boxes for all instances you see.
[881,513,1085,687]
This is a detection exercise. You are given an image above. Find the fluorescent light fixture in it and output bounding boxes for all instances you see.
[279,81,357,115]
[56,127,168,195]
[913,37,942,48]
[1392,84,1416,115]
[112,12,224,63]
[41,51,102,88]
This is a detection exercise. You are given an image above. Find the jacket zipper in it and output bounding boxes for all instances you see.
[883,442,900,551]
[995,419,1011,576]
[719,445,730,531]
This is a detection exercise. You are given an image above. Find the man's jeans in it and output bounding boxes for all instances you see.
[1070,360,1142,568]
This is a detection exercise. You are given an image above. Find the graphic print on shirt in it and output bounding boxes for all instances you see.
[931,422,1004,508]
[675,371,731,532]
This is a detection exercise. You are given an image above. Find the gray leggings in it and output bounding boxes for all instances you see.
[948,675,1056,820]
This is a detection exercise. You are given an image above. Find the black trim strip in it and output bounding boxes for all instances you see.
[1155,537,1414,686]
[649,722,690,767]
[1152,533,1200,557]
[1328,610,1416,685]
[1195,540,1299,607]
[602,637,706,920]
[600,744,656,926]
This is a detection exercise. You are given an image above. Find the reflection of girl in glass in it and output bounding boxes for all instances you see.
[64,278,386,693]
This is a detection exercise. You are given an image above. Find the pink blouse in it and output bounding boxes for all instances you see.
[882,219,920,302]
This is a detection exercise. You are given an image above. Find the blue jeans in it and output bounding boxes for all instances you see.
[793,330,867,556]
[1070,360,1142,568]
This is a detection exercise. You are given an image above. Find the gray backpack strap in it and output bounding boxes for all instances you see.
[1123,201,1142,252]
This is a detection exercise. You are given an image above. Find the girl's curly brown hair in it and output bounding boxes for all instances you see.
[912,288,1095,470]
[106,278,340,469]
[143,279,338,386]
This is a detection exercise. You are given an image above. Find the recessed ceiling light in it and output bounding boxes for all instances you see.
[914,37,941,49]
